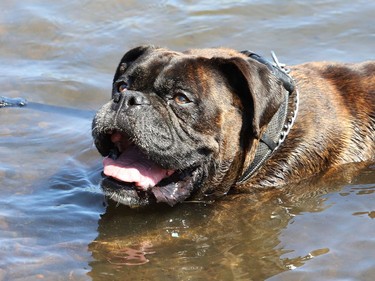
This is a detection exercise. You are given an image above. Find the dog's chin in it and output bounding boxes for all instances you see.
[101,165,203,207]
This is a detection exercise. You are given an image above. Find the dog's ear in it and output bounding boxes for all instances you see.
[215,56,285,138]
[113,45,158,83]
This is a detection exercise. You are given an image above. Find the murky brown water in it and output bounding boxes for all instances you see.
[1,1,374,280]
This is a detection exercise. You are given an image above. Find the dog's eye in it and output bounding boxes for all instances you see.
[117,82,128,93]
[173,93,191,105]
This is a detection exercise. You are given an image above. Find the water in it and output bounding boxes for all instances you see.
[1,0,374,280]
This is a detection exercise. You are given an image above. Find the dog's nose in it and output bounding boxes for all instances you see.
[113,91,150,109]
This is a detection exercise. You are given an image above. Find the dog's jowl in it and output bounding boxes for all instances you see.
[92,45,375,207]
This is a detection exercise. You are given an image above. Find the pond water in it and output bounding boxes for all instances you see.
[0,0,374,280]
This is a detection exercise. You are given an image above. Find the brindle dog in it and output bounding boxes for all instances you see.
[92,46,374,207]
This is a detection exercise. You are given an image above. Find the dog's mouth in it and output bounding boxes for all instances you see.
[99,132,202,207]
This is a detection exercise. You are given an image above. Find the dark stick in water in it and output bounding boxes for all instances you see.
[0,96,27,108]
[1,96,95,119]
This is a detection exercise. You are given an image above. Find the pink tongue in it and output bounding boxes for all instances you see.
[103,145,174,190]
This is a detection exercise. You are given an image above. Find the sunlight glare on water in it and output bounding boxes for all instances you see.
[0,1,374,280]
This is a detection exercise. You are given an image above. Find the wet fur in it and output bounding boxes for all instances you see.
[93,46,375,204]
[236,61,375,192]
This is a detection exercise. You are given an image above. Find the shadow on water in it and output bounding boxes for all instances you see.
[87,163,373,281]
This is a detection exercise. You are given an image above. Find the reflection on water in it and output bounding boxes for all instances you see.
[87,165,375,281]
[0,0,374,280]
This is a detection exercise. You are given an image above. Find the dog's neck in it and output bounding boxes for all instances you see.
[237,52,299,184]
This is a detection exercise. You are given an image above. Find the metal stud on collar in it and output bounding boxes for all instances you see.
[270,50,299,150]
[236,51,300,184]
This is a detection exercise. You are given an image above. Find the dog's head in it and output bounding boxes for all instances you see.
[92,45,285,207]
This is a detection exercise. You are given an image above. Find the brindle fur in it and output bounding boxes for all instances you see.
[92,46,375,204]
[236,61,375,192]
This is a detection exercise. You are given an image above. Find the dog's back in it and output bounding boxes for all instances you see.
[242,61,375,190]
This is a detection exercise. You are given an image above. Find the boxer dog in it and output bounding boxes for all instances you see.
[92,45,375,207]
